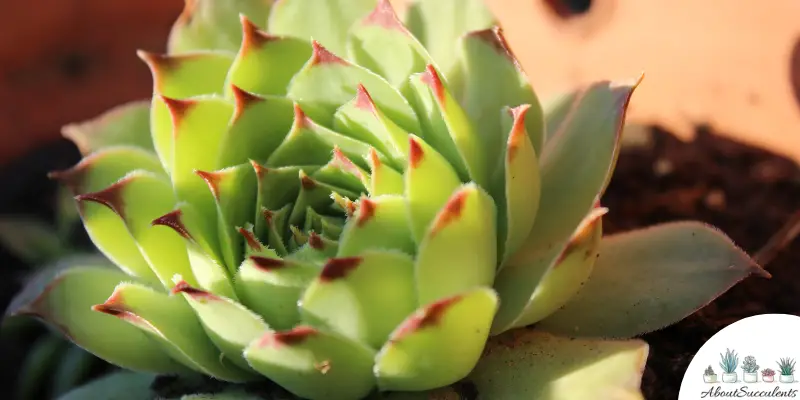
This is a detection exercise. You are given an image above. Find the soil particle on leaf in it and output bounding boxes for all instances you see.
[602,127,800,400]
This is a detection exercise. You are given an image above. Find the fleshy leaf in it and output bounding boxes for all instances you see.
[225,17,312,97]
[76,171,197,290]
[491,79,639,333]
[337,195,415,257]
[58,371,158,400]
[404,0,495,77]
[537,222,769,338]
[62,101,155,155]
[267,0,376,56]
[415,183,496,305]
[92,282,255,382]
[470,330,648,400]
[167,0,272,53]
[234,255,319,330]
[299,251,416,349]
[244,326,377,400]
[366,148,404,195]
[7,265,187,374]
[286,41,419,133]
[172,280,270,372]
[0,217,66,264]
[347,0,432,89]
[404,135,461,243]
[375,287,498,391]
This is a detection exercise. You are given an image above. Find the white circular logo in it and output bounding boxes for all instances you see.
[679,314,800,399]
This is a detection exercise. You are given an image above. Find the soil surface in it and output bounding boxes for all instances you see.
[0,128,799,399]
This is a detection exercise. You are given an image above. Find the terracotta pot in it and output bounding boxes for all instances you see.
[0,0,182,165]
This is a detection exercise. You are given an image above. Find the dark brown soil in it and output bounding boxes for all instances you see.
[0,127,798,399]
[602,127,800,400]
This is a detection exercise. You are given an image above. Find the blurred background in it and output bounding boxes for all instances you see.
[1,0,799,399]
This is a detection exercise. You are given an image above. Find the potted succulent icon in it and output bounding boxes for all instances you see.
[762,368,777,383]
[720,349,740,383]
[778,358,796,383]
[704,365,719,383]
[742,356,760,383]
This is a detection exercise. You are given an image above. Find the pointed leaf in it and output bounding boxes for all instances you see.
[415,183,496,304]
[252,164,308,236]
[404,135,461,243]
[491,79,639,332]
[8,265,187,374]
[337,195,415,257]
[51,146,166,197]
[404,0,495,77]
[260,205,291,256]
[537,222,769,338]
[244,326,376,400]
[470,330,648,400]
[168,0,272,53]
[312,147,370,194]
[92,282,255,382]
[172,281,270,372]
[225,17,312,96]
[286,41,419,133]
[366,148,404,195]
[76,171,197,290]
[375,287,498,391]
[300,251,416,349]
[234,255,319,330]
[347,0,432,89]
[267,0,376,56]
[62,100,155,155]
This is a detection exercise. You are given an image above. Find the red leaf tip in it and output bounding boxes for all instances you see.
[320,257,362,281]
[356,197,376,227]
[311,40,348,66]
[74,179,129,219]
[240,14,278,49]
[431,189,469,235]
[151,209,193,240]
[159,96,196,132]
[420,65,445,102]
[467,27,518,64]
[231,85,264,120]
[292,103,313,130]
[507,104,532,162]
[194,170,222,200]
[408,137,424,169]
[257,326,318,347]
[392,295,461,340]
[238,227,263,251]
[250,255,286,271]
[170,280,218,299]
[363,0,404,31]
[308,232,324,250]
[354,84,377,112]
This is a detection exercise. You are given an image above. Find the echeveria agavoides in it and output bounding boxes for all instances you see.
[5,0,768,398]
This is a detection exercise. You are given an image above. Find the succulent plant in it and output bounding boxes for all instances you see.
[4,0,769,398]
[762,368,776,377]
[778,358,796,376]
[742,355,759,374]
[720,349,740,374]
[704,366,715,376]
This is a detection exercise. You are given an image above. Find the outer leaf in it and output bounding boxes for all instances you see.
[404,0,495,77]
[337,195,415,257]
[470,330,648,400]
[491,79,639,333]
[168,0,272,53]
[347,0,432,89]
[225,17,312,97]
[300,251,416,349]
[51,344,98,397]
[57,371,157,400]
[62,100,155,155]
[51,146,166,197]
[375,288,499,391]
[92,283,255,382]
[6,264,187,374]
[0,216,66,264]
[244,326,377,400]
[537,222,769,338]
[268,0,376,56]
[415,183,496,305]
[286,41,419,133]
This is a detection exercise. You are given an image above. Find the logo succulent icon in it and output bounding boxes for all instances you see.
[3,0,769,398]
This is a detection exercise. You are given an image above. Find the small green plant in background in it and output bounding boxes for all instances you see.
[720,349,739,374]
[2,0,769,398]
[704,366,715,376]
[778,358,796,375]
[742,355,759,373]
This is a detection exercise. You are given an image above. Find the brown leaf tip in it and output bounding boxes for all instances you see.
[136,50,176,72]
[308,232,324,250]
[257,326,318,347]
[320,257,362,282]
[310,40,348,66]
[408,137,424,169]
[363,0,404,31]
[194,170,223,200]
[251,160,268,179]
[152,209,193,240]
[431,189,469,235]
[238,227,263,251]
[555,207,607,266]
[354,84,377,112]
[292,103,313,131]
[420,65,445,103]
[171,280,219,300]
[356,197,376,227]
[74,179,129,220]
[507,104,531,162]
[300,172,317,190]
[250,255,286,271]
[48,160,92,196]
[467,27,518,64]
[160,96,197,132]
[240,14,278,51]
[262,209,274,225]
[392,295,461,340]
[232,85,264,121]
[91,291,143,324]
